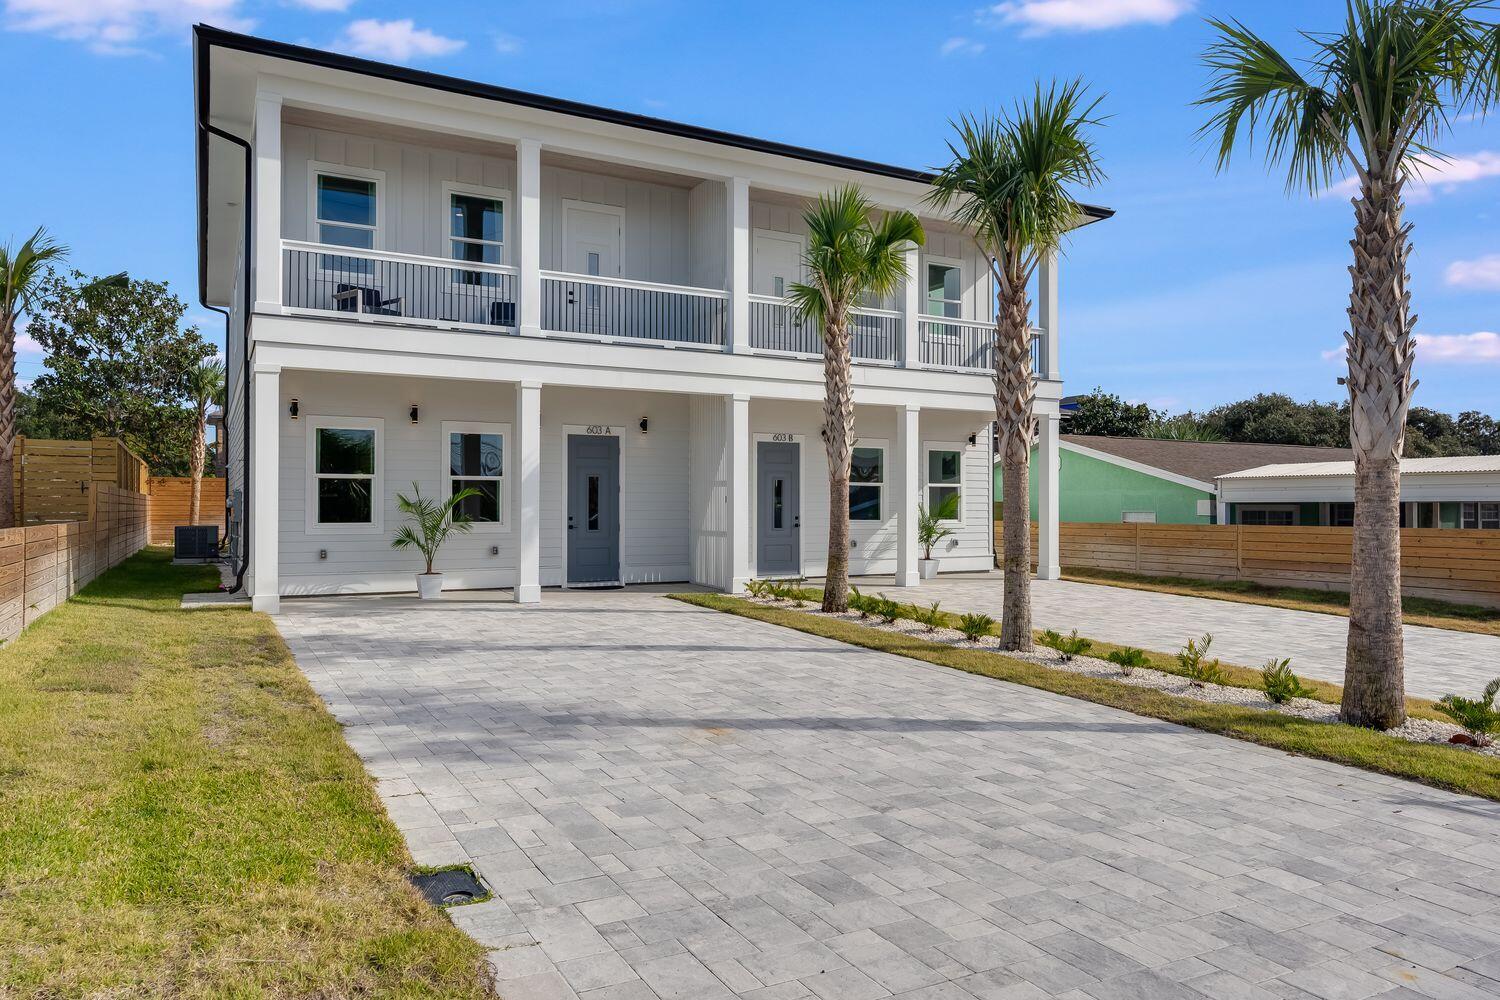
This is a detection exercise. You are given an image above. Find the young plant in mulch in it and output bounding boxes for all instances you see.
[916,601,944,633]
[957,612,995,643]
[873,596,902,625]
[1177,633,1225,687]
[1039,629,1092,662]
[1437,678,1500,748]
[1261,657,1316,705]
[1106,647,1150,676]
[848,586,872,619]
[745,579,769,599]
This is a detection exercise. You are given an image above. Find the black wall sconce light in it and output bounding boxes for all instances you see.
[409,404,420,425]
[639,416,649,434]
[968,431,978,446]
[289,398,300,420]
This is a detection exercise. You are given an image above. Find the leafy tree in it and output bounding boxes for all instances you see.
[1063,388,1156,437]
[1198,0,1500,730]
[1197,394,1349,448]
[25,269,213,476]
[928,80,1105,652]
[1,228,69,527]
[789,187,923,614]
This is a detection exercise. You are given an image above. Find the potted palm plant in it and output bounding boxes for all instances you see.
[917,492,959,580]
[392,482,480,599]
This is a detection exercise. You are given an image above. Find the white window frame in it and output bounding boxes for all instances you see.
[849,441,887,523]
[442,180,510,270]
[1121,511,1157,524]
[923,442,965,524]
[1461,501,1500,529]
[308,161,385,256]
[441,420,510,532]
[305,415,384,535]
[923,255,965,320]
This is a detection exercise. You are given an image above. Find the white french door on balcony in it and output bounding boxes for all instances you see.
[563,203,622,333]
[752,231,802,298]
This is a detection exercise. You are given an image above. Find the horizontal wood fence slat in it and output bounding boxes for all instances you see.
[146,477,226,545]
[996,520,1500,609]
[13,436,149,525]
[0,484,149,644]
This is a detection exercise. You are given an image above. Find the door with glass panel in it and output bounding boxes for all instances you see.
[447,190,509,326]
[752,233,807,352]
[564,206,622,334]
[756,441,800,576]
[566,435,620,586]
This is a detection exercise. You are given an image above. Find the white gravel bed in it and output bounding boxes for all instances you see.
[747,594,1498,759]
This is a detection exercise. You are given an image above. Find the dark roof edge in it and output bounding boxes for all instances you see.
[194,24,1113,221]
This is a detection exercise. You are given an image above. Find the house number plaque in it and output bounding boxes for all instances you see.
[584,425,614,435]
[770,433,794,442]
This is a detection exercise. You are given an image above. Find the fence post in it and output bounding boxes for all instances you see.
[1235,524,1244,574]
[1133,523,1141,573]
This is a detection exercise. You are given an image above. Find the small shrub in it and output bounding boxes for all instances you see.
[746,579,769,599]
[786,580,807,608]
[1177,633,1225,687]
[848,586,870,618]
[1436,678,1500,746]
[1261,657,1315,705]
[1039,628,1091,662]
[1106,647,1150,676]
[957,612,995,642]
[917,601,944,633]
[874,597,901,624]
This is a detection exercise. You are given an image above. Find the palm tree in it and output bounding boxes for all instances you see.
[927,81,1106,651]
[1197,0,1499,729]
[185,358,225,525]
[788,187,924,613]
[0,227,68,528]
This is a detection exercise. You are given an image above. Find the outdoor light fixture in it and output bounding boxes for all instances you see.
[968,432,978,446]
[490,545,499,556]
[410,404,420,425]
[289,398,299,419]
[639,417,649,434]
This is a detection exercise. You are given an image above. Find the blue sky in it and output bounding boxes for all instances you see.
[3,0,1498,415]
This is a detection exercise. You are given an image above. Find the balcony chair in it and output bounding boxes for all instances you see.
[334,284,404,316]
[489,300,517,327]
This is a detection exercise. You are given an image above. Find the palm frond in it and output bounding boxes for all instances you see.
[787,185,923,333]
[0,226,69,316]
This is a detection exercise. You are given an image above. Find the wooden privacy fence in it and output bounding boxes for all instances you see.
[13,436,148,525]
[147,477,226,545]
[0,484,149,643]
[996,520,1500,609]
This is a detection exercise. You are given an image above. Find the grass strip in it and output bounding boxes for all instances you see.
[1060,566,1500,639]
[672,592,1500,804]
[0,548,492,998]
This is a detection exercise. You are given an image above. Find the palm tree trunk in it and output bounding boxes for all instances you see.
[995,277,1036,651]
[1340,165,1413,730]
[188,413,206,525]
[822,318,854,613]
[0,312,16,529]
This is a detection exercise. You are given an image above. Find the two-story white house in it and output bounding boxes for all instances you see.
[195,26,1110,612]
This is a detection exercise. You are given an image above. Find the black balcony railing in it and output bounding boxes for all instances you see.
[748,297,901,364]
[919,319,1042,373]
[540,273,726,348]
[283,244,519,328]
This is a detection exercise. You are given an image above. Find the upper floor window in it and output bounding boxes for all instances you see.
[450,192,504,265]
[1462,502,1499,529]
[925,262,962,318]
[850,446,884,521]
[316,173,377,251]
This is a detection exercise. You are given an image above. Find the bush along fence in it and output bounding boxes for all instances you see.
[147,477,226,545]
[0,483,149,643]
[996,520,1500,609]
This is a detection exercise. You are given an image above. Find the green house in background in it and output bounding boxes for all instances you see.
[995,436,1352,525]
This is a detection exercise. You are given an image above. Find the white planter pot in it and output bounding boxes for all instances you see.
[416,573,444,599]
[918,559,940,580]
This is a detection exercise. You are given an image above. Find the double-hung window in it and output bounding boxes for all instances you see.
[849,446,884,521]
[925,447,962,521]
[1328,503,1355,527]
[444,422,506,527]
[925,262,962,318]
[309,418,381,532]
[448,188,505,286]
[1240,506,1296,527]
[315,171,379,273]
[1461,502,1500,529]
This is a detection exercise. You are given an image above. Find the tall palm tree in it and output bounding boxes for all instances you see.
[789,187,924,613]
[0,228,68,529]
[1197,0,1498,729]
[927,81,1105,651]
[185,358,225,525]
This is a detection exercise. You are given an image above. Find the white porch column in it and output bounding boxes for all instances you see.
[894,404,921,586]
[1037,250,1061,381]
[726,393,751,591]
[901,247,921,368]
[726,176,751,354]
[250,362,280,613]
[514,380,542,603]
[1036,412,1062,581]
[517,138,543,337]
[252,92,282,314]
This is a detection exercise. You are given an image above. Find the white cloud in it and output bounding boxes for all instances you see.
[15,332,43,356]
[940,36,985,57]
[1416,331,1500,364]
[1445,254,1500,290]
[3,0,252,55]
[334,18,464,62]
[493,32,520,54]
[981,0,1193,35]
[1326,151,1500,202]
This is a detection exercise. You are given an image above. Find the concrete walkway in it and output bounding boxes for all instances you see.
[847,572,1500,702]
[277,589,1500,1000]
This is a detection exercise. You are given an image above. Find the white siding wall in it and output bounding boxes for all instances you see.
[920,223,995,323]
[687,180,727,290]
[687,394,730,589]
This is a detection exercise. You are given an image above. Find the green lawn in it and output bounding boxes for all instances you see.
[1061,566,1500,638]
[0,549,492,998]
[674,593,1500,803]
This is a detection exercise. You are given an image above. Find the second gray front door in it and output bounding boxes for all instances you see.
[567,434,620,585]
[756,441,800,576]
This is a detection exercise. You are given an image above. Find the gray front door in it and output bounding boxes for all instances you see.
[756,441,800,575]
[567,435,620,585]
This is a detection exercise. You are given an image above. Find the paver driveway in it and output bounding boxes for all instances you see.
[278,589,1500,1000]
[844,573,1500,702]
